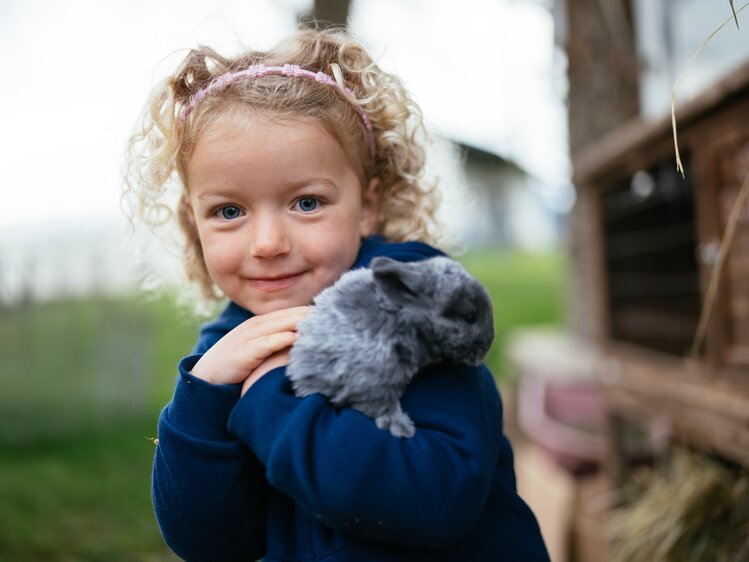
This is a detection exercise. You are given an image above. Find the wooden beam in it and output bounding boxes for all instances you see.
[603,343,749,465]
[565,0,639,155]
[573,60,749,185]
[311,0,350,28]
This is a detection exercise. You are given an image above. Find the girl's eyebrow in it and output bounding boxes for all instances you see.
[285,177,339,191]
[193,176,344,203]
[195,189,238,201]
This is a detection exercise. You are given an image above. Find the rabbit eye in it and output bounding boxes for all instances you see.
[444,299,478,324]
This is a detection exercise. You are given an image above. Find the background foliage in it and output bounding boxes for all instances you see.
[0,251,566,561]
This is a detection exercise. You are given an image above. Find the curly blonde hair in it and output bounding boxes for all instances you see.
[123,28,441,300]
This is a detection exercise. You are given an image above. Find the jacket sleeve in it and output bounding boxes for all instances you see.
[227,361,502,548]
[152,355,266,562]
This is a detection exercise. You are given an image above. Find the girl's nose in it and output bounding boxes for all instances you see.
[249,212,291,258]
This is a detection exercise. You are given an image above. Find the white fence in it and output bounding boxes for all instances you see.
[0,219,181,305]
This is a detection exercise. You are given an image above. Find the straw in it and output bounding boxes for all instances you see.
[672,2,749,178]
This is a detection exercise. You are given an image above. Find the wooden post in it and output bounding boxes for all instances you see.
[564,0,639,154]
[562,0,640,338]
[301,0,350,28]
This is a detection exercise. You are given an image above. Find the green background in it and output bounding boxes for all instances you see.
[0,251,566,561]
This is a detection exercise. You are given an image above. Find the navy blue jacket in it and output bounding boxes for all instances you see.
[152,236,549,561]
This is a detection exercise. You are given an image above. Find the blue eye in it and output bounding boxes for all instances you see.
[219,206,242,220]
[296,197,319,213]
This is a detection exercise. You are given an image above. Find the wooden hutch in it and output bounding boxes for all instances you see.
[577,62,749,475]
[512,0,749,558]
[559,0,749,470]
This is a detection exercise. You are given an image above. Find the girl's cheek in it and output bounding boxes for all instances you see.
[211,245,237,267]
[201,237,235,270]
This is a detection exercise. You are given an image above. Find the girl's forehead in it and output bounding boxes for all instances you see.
[186,111,363,190]
[188,108,367,182]
[196,108,317,141]
[193,113,338,161]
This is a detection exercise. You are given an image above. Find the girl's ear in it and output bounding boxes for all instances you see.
[178,193,197,231]
[359,177,381,237]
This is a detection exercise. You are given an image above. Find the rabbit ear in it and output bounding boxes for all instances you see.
[371,257,421,306]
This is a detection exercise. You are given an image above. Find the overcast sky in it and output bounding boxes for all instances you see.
[0,0,569,233]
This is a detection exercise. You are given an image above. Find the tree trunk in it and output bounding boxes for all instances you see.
[302,0,350,29]
[562,0,640,338]
[565,0,639,154]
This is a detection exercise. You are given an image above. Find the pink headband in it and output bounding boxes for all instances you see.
[179,63,376,157]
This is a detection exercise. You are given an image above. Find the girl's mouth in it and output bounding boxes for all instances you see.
[247,272,306,292]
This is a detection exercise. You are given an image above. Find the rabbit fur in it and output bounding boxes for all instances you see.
[286,256,495,438]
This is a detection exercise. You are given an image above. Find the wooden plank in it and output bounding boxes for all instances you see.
[569,186,610,340]
[692,137,725,367]
[605,224,698,261]
[712,131,749,366]
[606,385,749,465]
[574,61,749,185]
[603,344,749,464]
[731,318,749,343]
[604,413,630,488]
[728,285,749,318]
[727,239,749,282]
[603,344,749,419]
[719,185,749,226]
[610,307,696,340]
[726,345,749,366]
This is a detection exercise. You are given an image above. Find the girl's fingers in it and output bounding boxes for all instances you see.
[235,306,311,339]
[191,307,309,386]
[191,331,298,385]
[243,331,298,367]
[229,330,298,375]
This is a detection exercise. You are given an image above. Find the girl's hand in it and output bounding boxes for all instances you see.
[189,306,310,386]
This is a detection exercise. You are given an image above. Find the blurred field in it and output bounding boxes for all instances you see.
[0,250,566,560]
[460,250,568,377]
[0,295,199,561]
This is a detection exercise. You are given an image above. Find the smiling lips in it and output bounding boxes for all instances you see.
[247,272,306,291]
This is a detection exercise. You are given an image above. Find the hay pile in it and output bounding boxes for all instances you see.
[609,451,749,562]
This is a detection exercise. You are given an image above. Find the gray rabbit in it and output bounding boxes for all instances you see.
[286,256,495,438]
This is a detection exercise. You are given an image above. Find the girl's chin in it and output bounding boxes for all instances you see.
[239,293,316,315]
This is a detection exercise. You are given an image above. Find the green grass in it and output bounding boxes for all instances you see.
[0,424,174,562]
[0,294,197,561]
[0,294,200,444]
[0,250,566,559]
[459,250,567,379]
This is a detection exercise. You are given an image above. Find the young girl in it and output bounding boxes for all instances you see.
[124,28,549,562]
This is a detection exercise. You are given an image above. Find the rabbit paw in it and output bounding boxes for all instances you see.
[376,409,415,438]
